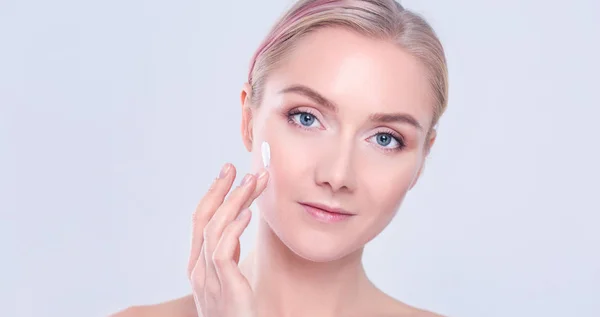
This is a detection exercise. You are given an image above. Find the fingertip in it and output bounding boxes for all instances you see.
[219,163,236,179]
[218,163,229,178]
[256,168,270,188]
[244,169,268,206]
[258,168,269,179]
[207,163,237,195]
[238,173,259,192]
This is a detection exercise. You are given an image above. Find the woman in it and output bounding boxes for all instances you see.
[113,0,448,316]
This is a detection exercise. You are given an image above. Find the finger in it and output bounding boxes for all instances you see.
[188,163,236,279]
[229,169,267,265]
[240,168,269,211]
[206,169,268,245]
[233,239,241,264]
[203,173,258,254]
[202,173,257,296]
[212,208,253,294]
[196,242,221,302]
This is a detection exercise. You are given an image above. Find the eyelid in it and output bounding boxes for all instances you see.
[286,105,407,149]
[289,106,327,125]
[291,105,321,116]
[373,127,403,142]
[369,128,407,151]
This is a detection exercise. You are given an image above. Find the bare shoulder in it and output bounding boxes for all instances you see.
[369,289,445,317]
[399,307,445,317]
[109,295,197,317]
[109,305,149,317]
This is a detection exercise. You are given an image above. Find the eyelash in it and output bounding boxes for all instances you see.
[373,128,406,153]
[286,108,406,152]
[287,108,322,131]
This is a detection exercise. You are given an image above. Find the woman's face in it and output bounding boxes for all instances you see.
[242,27,435,262]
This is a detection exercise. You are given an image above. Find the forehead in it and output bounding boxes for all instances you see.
[265,27,434,126]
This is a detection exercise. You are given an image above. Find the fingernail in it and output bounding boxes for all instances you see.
[256,169,268,180]
[241,174,253,185]
[219,164,230,179]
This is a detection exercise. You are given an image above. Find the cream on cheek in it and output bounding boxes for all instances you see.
[258,102,422,213]
[261,141,270,168]
[255,114,318,208]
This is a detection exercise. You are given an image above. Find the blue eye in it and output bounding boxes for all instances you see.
[376,133,393,146]
[298,113,315,126]
[289,111,322,128]
[367,132,404,151]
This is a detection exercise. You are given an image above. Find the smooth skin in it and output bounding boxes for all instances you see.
[113,165,269,317]
[112,27,443,317]
[188,166,269,317]
[111,165,440,317]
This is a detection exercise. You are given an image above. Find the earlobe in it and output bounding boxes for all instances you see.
[425,129,437,156]
[240,83,254,152]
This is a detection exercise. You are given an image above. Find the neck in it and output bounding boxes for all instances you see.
[239,216,373,317]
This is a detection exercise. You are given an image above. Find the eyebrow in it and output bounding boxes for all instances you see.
[279,84,423,130]
[279,84,338,113]
[369,112,423,130]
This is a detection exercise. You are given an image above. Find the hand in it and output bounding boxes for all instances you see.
[187,163,269,317]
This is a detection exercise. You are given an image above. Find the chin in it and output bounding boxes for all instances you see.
[259,201,364,263]
[282,227,355,262]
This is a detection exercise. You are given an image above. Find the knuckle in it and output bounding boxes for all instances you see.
[223,223,238,237]
[212,252,227,267]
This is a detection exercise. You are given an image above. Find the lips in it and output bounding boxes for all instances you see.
[301,202,353,215]
[299,202,355,223]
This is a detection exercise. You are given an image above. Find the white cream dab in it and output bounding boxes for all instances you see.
[261,141,271,168]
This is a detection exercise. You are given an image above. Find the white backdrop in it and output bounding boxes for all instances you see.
[1,0,599,316]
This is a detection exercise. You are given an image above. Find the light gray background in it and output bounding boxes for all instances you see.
[1,0,599,316]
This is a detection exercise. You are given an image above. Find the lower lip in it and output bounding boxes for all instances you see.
[301,204,353,223]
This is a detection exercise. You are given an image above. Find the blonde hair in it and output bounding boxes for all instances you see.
[248,0,448,130]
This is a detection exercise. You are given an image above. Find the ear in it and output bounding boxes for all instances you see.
[240,82,254,152]
[409,129,437,190]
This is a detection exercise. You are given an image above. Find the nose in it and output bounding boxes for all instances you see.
[314,138,357,193]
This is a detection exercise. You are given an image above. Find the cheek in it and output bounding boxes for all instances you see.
[256,123,317,209]
[360,155,421,215]
[268,130,315,194]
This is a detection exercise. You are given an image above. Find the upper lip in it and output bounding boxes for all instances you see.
[300,202,355,215]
